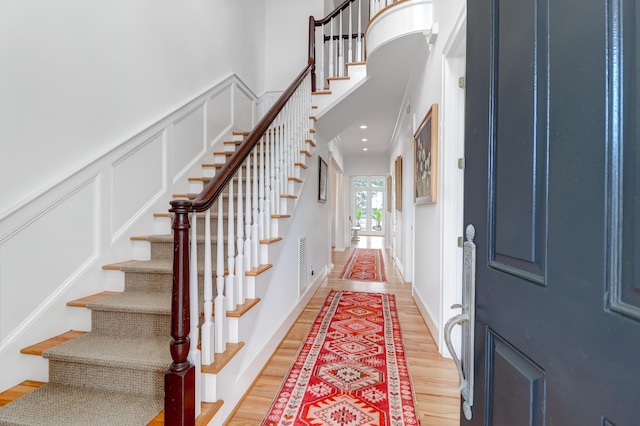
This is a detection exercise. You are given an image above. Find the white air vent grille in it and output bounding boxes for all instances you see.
[298,235,308,296]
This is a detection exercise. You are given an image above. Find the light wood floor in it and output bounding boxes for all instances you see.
[226,236,460,425]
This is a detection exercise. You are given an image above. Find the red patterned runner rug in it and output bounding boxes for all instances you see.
[261,290,419,426]
[338,249,387,282]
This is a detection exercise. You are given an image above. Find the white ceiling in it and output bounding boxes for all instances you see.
[315,32,430,160]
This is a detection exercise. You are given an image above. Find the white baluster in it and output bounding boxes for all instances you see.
[339,10,344,77]
[258,136,265,241]
[358,0,363,62]
[188,211,202,416]
[269,124,277,234]
[226,177,235,312]
[273,122,280,217]
[236,168,245,306]
[329,20,334,79]
[349,4,353,64]
[202,208,214,364]
[279,115,287,215]
[319,25,325,89]
[264,132,271,240]
[244,156,252,293]
[215,199,226,353]
[252,148,259,268]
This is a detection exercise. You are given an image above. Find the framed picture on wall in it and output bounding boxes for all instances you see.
[318,156,328,203]
[395,156,403,211]
[414,104,438,204]
[387,175,392,212]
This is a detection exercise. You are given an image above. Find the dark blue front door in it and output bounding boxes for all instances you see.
[464,0,640,424]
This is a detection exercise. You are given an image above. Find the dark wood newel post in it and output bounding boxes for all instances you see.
[165,200,195,426]
[309,15,317,92]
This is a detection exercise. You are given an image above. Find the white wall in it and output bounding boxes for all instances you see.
[0,0,266,219]
[264,0,325,92]
[385,0,466,355]
[405,0,465,352]
[344,153,388,175]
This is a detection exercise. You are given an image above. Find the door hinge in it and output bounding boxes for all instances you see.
[458,76,466,89]
[457,236,464,247]
[458,158,465,170]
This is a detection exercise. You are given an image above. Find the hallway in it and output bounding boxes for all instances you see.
[227,237,460,425]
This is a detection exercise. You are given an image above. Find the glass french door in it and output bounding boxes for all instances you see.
[352,176,386,236]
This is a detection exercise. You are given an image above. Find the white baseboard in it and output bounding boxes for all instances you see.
[412,289,440,352]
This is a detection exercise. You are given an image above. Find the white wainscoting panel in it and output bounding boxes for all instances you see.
[207,85,233,146]
[111,132,166,242]
[173,104,205,181]
[0,178,99,344]
[234,83,255,131]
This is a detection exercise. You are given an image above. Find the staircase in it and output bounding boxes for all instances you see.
[0,1,433,424]
[0,101,317,425]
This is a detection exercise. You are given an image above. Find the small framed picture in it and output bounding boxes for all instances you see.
[318,156,328,203]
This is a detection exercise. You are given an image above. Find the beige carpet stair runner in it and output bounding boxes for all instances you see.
[0,216,221,425]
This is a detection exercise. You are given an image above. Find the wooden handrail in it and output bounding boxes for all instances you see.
[315,0,358,25]
[191,21,316,211]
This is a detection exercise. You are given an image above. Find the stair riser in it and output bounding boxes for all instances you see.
[124,271,216,295]
[91,310,170,337]
[150,240,228,262]
[48,360,164,397]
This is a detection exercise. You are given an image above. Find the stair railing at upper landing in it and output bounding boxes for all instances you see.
[165,1,399,424]
[311,0,400,91]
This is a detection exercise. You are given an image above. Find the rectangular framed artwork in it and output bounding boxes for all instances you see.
[318,156,328,203]
[387,175,392,212]
[414,103,438,204]
[395,156,403,211]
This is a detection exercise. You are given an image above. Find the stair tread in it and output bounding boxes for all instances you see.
[43,333,171,370]
[20,330,88,356]
[227,298,260,318]
[202,342,245,374]
[87,291,171,314]
[142,233,223,244]
[67,291,119,308]
[0,382,163,426]
[245,264,273,276]
[1,380,220,426]
[0,380,45,408]
[260,237,283,244]
[196,400,224,426]
[102,259,138,270]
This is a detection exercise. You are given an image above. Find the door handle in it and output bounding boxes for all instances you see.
[444,224,476,420]
[444,311,469,392]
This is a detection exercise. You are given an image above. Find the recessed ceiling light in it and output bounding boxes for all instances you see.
[362,138,368,142]
[359,125,367,129]
[363,148,368,151]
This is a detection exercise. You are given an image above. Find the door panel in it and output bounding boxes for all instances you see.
[612,0,640,321]
[464,0,640,424]
[492,0,548,283]
[486,331,545,426]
